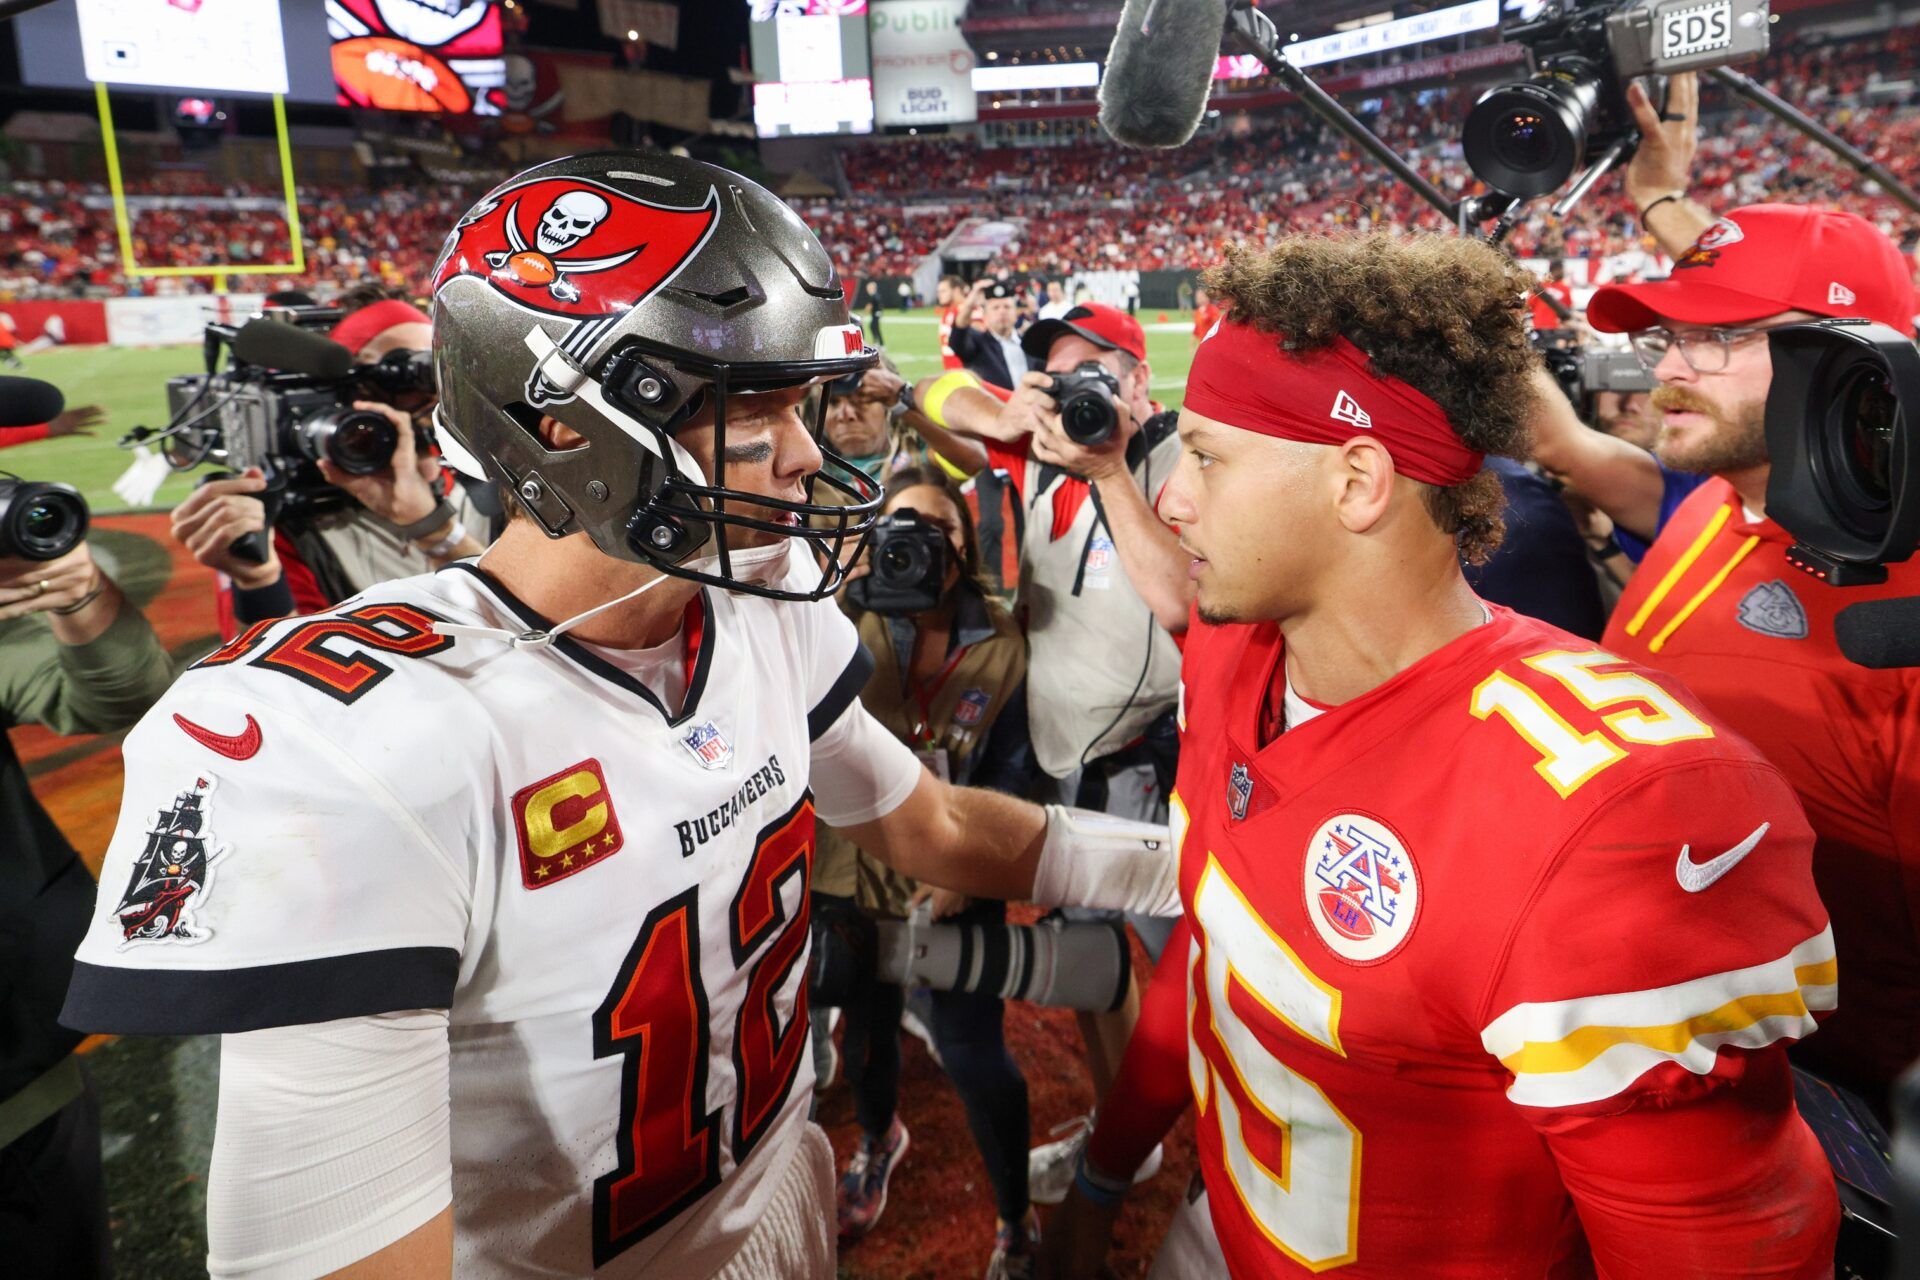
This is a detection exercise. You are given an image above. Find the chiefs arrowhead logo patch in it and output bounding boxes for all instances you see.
[430,176,719,321]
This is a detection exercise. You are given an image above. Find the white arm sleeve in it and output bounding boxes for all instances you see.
[1029,804,1183,917]
[207,1010,451,1280]
[809,702,927,828]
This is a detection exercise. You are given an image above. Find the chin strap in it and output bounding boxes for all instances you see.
[430,539,799,653]
[431,572,674,651]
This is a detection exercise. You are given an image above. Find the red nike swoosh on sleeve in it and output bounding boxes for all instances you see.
[173,713,263,761]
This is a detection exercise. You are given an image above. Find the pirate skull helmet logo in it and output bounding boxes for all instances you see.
[477,189,639,305]
[537,190,608,253]
[503,53,537,111]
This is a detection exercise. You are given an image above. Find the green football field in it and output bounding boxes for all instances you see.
[5,308,1201,513]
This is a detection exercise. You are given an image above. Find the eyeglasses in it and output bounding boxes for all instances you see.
[1629,325,1776,375]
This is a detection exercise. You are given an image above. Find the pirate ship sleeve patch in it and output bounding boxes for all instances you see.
[61,692,474,1034]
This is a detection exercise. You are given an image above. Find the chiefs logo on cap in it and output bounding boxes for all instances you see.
[431,177,719,320]
[1674,216,1746,272]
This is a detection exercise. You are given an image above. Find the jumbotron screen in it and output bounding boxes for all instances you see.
[14,0,337,102]
[329,0,507,115]
[749,0,874,137]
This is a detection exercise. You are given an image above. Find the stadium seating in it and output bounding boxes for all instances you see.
[0,29,1912,304]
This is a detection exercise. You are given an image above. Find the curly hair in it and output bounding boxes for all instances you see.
[1201,233,1538,564]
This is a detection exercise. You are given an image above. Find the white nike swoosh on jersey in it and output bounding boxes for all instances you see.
[1675,822,1770,893]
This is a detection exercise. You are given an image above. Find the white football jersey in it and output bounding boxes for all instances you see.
[65,559,884,1276]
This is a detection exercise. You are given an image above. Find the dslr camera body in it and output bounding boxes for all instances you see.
[1534,327,1656,416]
[1046,361,1124,448]
[1466,0,1771,198]
[0,476,88,562]
[846,508,951,617]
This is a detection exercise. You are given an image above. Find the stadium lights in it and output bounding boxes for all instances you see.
[973,62,1099,91]
[627,29,638,40]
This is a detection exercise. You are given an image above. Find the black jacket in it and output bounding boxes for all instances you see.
[947,325,1024,390]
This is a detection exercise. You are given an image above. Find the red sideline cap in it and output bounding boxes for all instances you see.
[1587,204,1917,334]
[1021,303,1147,364]
[330,298,431,358]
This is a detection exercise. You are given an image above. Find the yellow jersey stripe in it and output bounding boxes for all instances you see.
[1624,502,1732,637]
[1481,926,1836,1109]
[1647,535,1762,653]
[1498,984,1816,1076]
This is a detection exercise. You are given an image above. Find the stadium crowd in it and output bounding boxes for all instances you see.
[4,15,1920,1280]
[3,30,1915,302]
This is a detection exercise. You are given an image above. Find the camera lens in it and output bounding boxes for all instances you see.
[877,535,929,587]
[1463,69,1599,199]
[1061,395,1115,447]
[296,408,399,477]
[0,481,89,562]
[1832,364,1896,506]
[1494,111,1554,173]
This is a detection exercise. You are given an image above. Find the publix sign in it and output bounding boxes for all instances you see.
[870,0,976,126]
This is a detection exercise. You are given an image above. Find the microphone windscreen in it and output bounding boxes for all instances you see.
[0,376,66,428]
[232,318,354,380]
[1097,0,1230,149]
[1835,596,1920,669]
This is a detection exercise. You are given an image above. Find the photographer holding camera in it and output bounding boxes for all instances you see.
[928,303,1189,1199]
[0,474,171,1277]
[1572,202,1920,1111]
[813,465,1041,1271]
[170,285,486,635]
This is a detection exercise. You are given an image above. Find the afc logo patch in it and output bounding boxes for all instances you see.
[513,758,625,889]
[1303,811,1420,964]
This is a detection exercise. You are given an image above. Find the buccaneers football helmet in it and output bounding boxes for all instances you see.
[430,152,881,599]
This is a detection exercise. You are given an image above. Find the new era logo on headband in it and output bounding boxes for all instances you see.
[1828,281,1856,306]
[1330,390,1373,430]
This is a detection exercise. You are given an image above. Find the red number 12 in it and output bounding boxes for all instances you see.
[590,795,815,1266]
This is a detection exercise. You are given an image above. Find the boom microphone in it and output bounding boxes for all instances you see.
[0,376,66,428]
[231,318,354,380]
[1835,597,1920,669]
[1097,0,1231,149]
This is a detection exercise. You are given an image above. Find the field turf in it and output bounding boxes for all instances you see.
[3,308,1202,513]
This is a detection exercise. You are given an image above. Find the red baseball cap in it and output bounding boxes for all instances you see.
[1587,204,1917,335]
[1021,302,1147,364]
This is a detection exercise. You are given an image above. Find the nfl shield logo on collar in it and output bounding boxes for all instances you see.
[681,721,734,771]
[1227,762,1253,821]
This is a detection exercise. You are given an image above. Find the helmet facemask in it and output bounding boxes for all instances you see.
[499,331,885,601]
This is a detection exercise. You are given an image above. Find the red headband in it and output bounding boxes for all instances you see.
[1184,319,1483,486]
[329,299,431,358]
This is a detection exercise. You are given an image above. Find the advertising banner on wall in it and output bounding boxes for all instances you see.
[870,0,975,128]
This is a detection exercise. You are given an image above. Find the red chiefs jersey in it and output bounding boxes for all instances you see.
[1604,476,1920,1097]
[938,303,962,369]
[1175,604,1837,1277]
